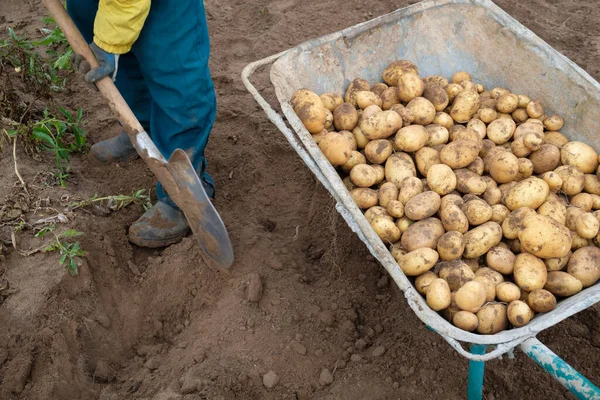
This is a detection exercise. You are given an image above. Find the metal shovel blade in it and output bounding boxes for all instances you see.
[166,149,234,268]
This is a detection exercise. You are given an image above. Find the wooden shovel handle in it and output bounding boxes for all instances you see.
[42,0,145,136]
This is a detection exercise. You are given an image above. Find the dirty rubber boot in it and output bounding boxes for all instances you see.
[128,201,190,248]
[89,131,138,163]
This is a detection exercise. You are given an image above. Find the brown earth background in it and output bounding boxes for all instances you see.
[1,0,599,399]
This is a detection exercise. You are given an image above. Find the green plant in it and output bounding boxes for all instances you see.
[35,17,73,71]
[37,225,85,275]
[30,107,87,186]
[70,189,152,211]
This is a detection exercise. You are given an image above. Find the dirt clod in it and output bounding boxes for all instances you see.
[372,346,386,357]
[318,310,335,326]
[262,370,280,389]
[94,360,116,382]
[319,368,334,386]
[290,340,307,355]
[246,273,263,302]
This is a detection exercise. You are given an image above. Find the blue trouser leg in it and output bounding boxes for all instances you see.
[132,0,217,205]
[67,0,216,206]
[66,0,151,131]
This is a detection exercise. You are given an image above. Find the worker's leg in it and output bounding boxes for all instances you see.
[67,0,151,162]
[127,0,217,247]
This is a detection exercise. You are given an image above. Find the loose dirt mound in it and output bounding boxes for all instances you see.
[1,0,599,399]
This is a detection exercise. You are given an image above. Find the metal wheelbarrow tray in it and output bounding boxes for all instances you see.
[242,0,600,391]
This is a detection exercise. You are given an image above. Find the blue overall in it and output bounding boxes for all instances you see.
[67,0,217,205]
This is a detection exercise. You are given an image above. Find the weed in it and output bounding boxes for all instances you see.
[70,189,152,212]
[37,224,85,275]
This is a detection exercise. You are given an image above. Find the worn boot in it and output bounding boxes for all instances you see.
[89,131,138,163]
[128,201,190,248]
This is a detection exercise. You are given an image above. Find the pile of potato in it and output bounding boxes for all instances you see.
[291,60,600,334]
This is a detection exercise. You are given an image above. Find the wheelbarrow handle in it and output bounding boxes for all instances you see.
[521,337,600,399]
[42,0,146,140]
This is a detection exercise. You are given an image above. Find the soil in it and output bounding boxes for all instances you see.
[1,0,600,399]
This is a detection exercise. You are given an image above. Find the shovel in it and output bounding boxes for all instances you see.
[42,0,234,268]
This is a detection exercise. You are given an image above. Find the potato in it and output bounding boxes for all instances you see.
[364,206,393,224]
[406,97,436,125]
[371,83,389,98]
[341,150,366,173]
[362,104,382,121]
[544,271,583,297]
[475,267,504,286]
[312,129,329,145]
[397,177,423,205]
[476,303,508,334]
[433,112,454,130]
[319,92,344,112]
[379,87,400,110]
[439,141,480,170]
[343,176,356,191]
[454,169,487,195]
[572,193,594,212]
[523,132,543,152]
[576,213,599,240]
[364,139,392,165]
[504,177,549,211]
[561,142,599,174]
[422,125,449,148]
[567,246,600,287]
[507,300,534,328]
[437,231,465,261]
[511,138,532,158]
[377,182,397,209]
[423,84,449,112]
[526,100,544,118]
[511,108,529,124]
[455,281,486,313]
[350,186,379,208]
[497,283,521,303]
[425,278,451,311]
[566,207,585,232]
[474,276,496,302]
[467,119,486,140]
[462,199,492,226]
[332,103,358,132]
[545,252,571,272]
[382,60,418,86]
[486,247,516,275]
[441,193,463,209]
[483,187,502,206]
[394,72,424,102]
[400,217,445,251]
[318,131,355,165]
[538,171,562,193]
[359,110,402,140]
[370,215,401,243]
[392,125,428,152]
[422,75,448,88]
[412,147,439,177]
[415,271,438,295]
[352,127,369,149]
[544,131,569,147]
[593,195,600,210]
[383,200,403,219]
[513,253,547,291]
[491,87,510,97]
[463,222,502,258]
[496,93,519,113]
[404,191,441,221]
[292,89,323,109]
[453,311,479,332]
[555,165,585,196]
[423,164,456,196]
[527,289,556,314]
[399,248,439,277]
[543,115,564,131]
[385,153,417,188]
[344,78,370,106]
[527,144,560,175]
[349,164,376,188]
[295,97,328,134]
[452,71,471,83]
[488,152,518,184]
[450,90,480,123]
[519,213,572,259]
[490,204,510,224]
[480,97,497,110]
[537,196,567,225]
[439,261,475,291]
[584,174,600,195]
[439,202,469,234]
[467,157,485,176]
[355,91,383,109]
[477,108,496,124]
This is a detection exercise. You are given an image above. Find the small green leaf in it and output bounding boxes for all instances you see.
[59,253,67,264]
[60,229,83,238]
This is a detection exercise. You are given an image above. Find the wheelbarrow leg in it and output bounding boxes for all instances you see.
[468,344,487,400]
[520,337,600,399]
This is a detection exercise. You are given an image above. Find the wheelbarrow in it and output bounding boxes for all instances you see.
[242,0,600,398]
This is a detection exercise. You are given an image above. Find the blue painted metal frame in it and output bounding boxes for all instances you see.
[468,344,487,400]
